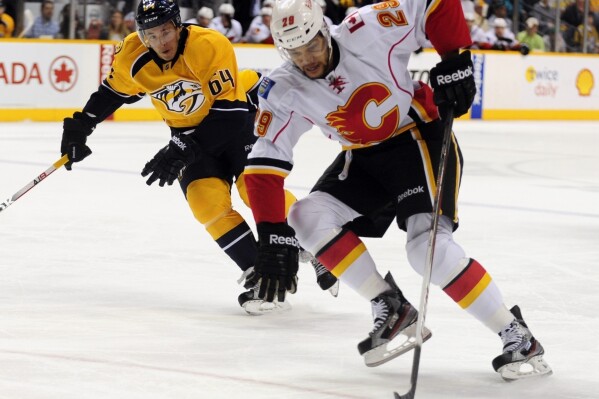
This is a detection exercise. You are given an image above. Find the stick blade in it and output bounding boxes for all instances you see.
[393,388,415,399]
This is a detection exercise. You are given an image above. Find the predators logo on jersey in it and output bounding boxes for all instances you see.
[152,80,205,115]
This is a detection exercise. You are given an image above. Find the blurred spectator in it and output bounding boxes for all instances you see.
[100,9,131,41]
[517,17,546,51]
[530,0,556,37]
[562,0,586,51]
[26,0,60,38]
[186,6,215,28]
[462,0,475,15]
[473,0,490,31]
[551,26,568,52]
[487,0,513,31]
[486,17,520,49]
[573,13,599,52]
[57,3,84,39]
[0,0,15,38]
[487,18,516,42]
[562,0,585,28]
[212,3,243,42]
[123,11,136,33]
[243,6,272,43]
[85,10,104,40]
[465,11,489,47]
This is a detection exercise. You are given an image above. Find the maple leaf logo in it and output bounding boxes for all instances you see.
[54,62,73,84]
[49,56,78,92]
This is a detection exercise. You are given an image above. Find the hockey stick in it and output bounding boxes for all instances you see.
[17,9,34,38]
[393,105,455,399]
[0,154,69,214]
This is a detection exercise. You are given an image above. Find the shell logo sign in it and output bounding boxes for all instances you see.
[576,69,594,96]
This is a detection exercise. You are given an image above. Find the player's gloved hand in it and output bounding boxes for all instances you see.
[430,50,476,118]
[61,112,94,170]
[141,134,198,187]
[245,222,300,302]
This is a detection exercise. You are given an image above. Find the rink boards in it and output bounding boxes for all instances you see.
[0,39,598,121]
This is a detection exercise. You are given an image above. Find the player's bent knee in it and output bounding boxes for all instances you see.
[288,195,350,254]
[187,178,233,225]
[406,219,467,286]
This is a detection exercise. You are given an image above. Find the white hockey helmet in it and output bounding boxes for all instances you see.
[271,0,328,51]
[218,3,235,16]
[198,6,214,20]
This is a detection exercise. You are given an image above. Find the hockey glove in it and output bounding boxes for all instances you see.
[430,50,476,118]
[141,134,198,187]
[246,222,300,302]
[61,112,94,170]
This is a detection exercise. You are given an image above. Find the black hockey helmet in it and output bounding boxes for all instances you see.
[136,0,181,31]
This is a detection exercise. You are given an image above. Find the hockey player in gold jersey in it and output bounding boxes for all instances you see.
[59,0,336,314]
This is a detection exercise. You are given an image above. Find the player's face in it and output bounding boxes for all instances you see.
[143,22,181,61]
[287,34,330,79]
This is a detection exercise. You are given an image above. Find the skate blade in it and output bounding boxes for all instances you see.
[498,355,553,381]
[241,299,292,316]
[363,323,432,367]
[327,281,340,297]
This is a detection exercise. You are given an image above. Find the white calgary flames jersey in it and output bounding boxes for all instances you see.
[245,0,471,223]
[251,1,439,162]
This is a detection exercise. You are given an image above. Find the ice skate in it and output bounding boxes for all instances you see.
[492,305,552,381]
[237,267,291,315]
[357,272,432,367]
[300,250,339,297]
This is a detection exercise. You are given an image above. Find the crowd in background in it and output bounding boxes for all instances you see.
[1,0,598,53]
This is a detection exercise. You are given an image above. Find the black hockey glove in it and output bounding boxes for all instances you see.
[430,50,476,118]
[245,222,300,302]
[141,134,198,187]
[61,112,94,170]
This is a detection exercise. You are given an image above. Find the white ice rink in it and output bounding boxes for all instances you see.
[1,120,598,399]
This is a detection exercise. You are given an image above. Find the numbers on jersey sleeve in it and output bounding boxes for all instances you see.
[208,69,235,96]
[372,0,400,10]
[377,10,408,27]
[372,1,408,28]
[256,111,273,137]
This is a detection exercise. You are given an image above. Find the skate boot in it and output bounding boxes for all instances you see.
[300,250,339,297]
[492,305,552,381]
[237,267,291,315]
[357,272,432,367]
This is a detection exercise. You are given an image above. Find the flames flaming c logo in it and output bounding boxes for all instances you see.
[326,83,400,145]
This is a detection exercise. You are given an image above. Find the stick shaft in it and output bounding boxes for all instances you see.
[0,155,69,213]
[394,106,455,399]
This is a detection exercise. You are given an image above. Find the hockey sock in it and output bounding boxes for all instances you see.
[442,258,514,333]
[315,229,390,300]
[211,218,257,271]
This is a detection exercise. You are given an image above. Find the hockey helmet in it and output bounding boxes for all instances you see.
[271,0,331,64]
[136,0,182,46]
[218,3,235,16]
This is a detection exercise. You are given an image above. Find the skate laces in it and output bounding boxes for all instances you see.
[371,298,390,333]
[500,321,531,353]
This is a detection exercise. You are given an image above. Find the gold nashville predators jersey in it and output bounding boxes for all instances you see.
[104,25,248,128]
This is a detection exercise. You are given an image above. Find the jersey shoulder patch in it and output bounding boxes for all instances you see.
[258,77,276,99]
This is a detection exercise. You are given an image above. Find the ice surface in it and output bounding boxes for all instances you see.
[1,120,598,398]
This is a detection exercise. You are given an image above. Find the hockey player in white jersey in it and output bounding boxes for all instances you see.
[242,0,552,380]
